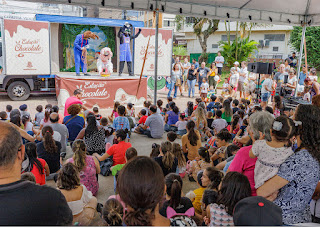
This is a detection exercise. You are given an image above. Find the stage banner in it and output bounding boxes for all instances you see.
[134,28,173,77]
[60,24,116,73]
[3,19,50,75]
[55,76,147,109]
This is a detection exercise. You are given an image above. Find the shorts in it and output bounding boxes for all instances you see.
[217,67,222,75]
[238,81,244,91]
[261,92,270,102]
[208,76,217,88]
[201,93,207,99]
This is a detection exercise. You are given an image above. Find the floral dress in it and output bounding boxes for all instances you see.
[69,156,99,196]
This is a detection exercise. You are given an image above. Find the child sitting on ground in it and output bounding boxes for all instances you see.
[111,147,137,193]
[186,170,206,215]
[6,105,12,119]
[108,101,120,122]
[133,109,148,134]
[206,111,214,131]
[249,116,297,190]
[175,114,187,137]
[0,111,8,121]
[206,95,217,113]
[167,131,177,143]
[232,99,239,114]
[189,147,212,182]
[34,105,44,126]
[172,143,187,178]
[93,107,102,121]
[102,198,124,226]
[127,103,135,117]
[157,99,163,114]
[166,97,173,109]
[100,117,114,145]
[150,143,160,158]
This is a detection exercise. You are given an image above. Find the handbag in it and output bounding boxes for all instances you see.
[99,156,113,176]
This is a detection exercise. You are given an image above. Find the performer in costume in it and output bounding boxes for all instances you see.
[118,22,141,76]
[97,47,113,77]
[74,31,99,76]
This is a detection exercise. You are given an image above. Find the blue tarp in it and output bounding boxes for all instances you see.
[35,14,144,27]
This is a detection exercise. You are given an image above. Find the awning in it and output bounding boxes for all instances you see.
[16,0,320,26]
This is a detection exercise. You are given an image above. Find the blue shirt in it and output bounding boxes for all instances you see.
[113,116,130,131]
[63,115,84,141]
[274,149,320,225]
[194,62,199,69]
[298,72,307,85]
[167,111,179,125]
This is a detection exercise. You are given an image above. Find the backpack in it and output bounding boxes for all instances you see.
[99,156,113,176]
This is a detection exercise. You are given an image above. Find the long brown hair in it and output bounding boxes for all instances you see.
[186,120,199,146]
[165,173,183,210]
[161,141,175,169]
[172,143,186,168]
[72,139,87,171]
[42,126,57,154]
[117,156,165,226]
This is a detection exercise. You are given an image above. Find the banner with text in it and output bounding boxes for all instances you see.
[134,28,173,77]
[4,19,50,75]
[55,76,147,109]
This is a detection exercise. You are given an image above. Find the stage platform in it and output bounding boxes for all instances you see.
[54,72,142,80]
[55,72,148,110]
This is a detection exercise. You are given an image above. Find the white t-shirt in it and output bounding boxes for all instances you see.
[229,73,239,87]
[303,92,311,102]
[309,75,318,82]
[175,120,187,131]
[286,76,297,91]
[261,78,273,94]
[24,122,33,132]
[183,62,191,75]
[239,67,248,83]
[200,82,209,93]
[215,56,224,68]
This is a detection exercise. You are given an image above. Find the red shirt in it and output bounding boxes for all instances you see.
[107,141,132,166]
[139,116,148,124]
[64,96,83,117]
[31,158,46,185]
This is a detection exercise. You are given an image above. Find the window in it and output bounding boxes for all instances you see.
[212,44,219,49]
[264,34,285,41]
[273,47,279,52]
[186,17,195,23]
[221,35,236,41]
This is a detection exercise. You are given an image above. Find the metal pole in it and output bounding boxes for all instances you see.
[154,1,159,105]
[294,22,306,97]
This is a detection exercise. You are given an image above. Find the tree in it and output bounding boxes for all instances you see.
[173,45,187,56]
[289,26,320,70]
[175,16,219,63]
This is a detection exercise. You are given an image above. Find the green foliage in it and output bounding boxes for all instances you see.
[173,45,187,56]
[219,37,258,67]
[289,26,320,69]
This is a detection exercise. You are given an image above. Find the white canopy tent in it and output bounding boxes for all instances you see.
[16,0,319,100]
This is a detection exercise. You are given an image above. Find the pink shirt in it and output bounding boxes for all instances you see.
[228,145,257,196]
[64,96,83,117]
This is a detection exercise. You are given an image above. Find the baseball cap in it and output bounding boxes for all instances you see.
[233,196,283,226]
[19,104,27,111]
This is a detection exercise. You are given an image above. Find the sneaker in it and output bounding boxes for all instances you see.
[76,73,80,76]
[84,73,91,76]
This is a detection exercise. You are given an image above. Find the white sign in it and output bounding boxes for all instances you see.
[134,28,173,77]
[3,19,50,75]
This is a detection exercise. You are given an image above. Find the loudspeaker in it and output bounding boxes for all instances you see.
[248,62,273,74]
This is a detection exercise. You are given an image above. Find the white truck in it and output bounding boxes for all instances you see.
[0,18,55,100]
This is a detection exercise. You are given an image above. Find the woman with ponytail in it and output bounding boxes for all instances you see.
[159,173,194,218]
[25,142,50,185]
[37,126,61,174]
[182,120,201,161]
[190,147,213,181]
[154,141,178,177]
[67,139,100,196]
[117,156,196,226]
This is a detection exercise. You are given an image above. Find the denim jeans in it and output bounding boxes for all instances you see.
[187,79,196,97]
[167,82,178,98]
[176,129,187,136]
[164,124,178,132]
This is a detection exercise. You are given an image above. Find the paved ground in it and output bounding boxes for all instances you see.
[0,89,202,204]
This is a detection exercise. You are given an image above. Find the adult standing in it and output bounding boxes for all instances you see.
[76,114,106,155]
[197,62,210,92]
[0,121,72,225]
[284,59,291,73]
[167,63,181,98]
[192,58,199,70]
[64,89,86,117]
[282,68,297,96]
[140,105,164,139]
[73,31,99,76]
[187,64,197,98]
[238,61,248,98]
[183,58,191,92]
[50,113,69,157]
[273,64,288,97]
[257,105,320,225]
[289,52,297,68]
[298,65,307,86]
[304,77,320,100]
[208,62,219,91]
[215,51,224,75]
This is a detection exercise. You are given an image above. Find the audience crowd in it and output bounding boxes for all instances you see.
[1,56,320,226]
